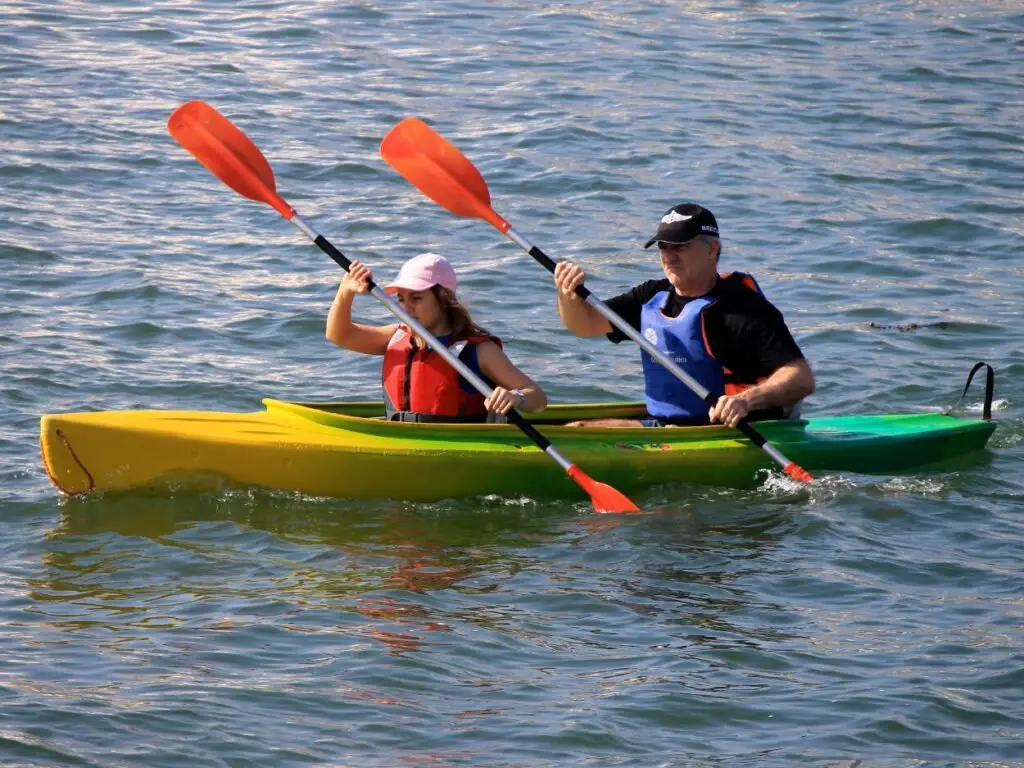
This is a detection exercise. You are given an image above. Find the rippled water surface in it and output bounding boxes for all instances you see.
[2,1,1023,765]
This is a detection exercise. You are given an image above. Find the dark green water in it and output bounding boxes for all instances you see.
[2,1,1022,764]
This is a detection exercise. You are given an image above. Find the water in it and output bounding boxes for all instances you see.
[2,1,1023,764]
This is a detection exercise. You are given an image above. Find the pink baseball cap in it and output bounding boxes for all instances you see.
[384,252,457,294]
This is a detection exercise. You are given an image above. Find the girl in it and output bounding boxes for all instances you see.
[326,252,547,422]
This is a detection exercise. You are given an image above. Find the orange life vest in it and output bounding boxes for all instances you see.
[381,327,502,421]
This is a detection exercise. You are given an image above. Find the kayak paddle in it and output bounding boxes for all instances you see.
[380,118,813,484]
[167,101,641,514]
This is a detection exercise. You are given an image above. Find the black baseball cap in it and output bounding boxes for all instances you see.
[643,203,720,249]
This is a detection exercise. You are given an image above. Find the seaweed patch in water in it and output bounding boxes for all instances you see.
[868,321,955,332]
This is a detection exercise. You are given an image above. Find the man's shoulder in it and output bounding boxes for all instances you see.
[703,272,805,373]
[710,273,778,313]
[605,278,674,338]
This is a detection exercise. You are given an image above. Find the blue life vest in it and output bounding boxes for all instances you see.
[640,292,722,419]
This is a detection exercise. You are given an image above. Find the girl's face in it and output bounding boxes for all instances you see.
[395,287,447,333]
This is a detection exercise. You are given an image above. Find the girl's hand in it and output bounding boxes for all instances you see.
[341,262,373,295]
[484,387,525,415]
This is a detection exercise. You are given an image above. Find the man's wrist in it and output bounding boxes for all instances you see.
[734,390,759,411]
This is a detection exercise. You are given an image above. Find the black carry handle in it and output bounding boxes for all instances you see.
[949,361,995,420]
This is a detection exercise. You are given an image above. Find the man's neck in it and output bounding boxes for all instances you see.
[672,273,718,299]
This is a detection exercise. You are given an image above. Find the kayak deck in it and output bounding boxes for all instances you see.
[40,400,996,501]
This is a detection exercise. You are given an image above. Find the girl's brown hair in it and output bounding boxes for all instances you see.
[432,285,489,339]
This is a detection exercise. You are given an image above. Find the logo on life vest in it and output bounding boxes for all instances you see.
[643,327,658,345]
[661,211,693,225]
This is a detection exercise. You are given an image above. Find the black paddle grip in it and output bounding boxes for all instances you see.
[736,419,767,448]
[507,409,552,451]
[529,246,592,301]
[314,235,352,272]
[314,235,381,291]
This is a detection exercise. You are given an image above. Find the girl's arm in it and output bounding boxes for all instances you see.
[476,341,548,414]
[325,262,398,356]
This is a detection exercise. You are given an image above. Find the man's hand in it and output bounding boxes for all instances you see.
[709,394,750,428]
[553,261,586,299]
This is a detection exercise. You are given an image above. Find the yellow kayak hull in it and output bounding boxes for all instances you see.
[40,400,996,501]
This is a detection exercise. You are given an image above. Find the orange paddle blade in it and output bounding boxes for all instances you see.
[168,101,294,219]
[380,118,509,232]
[567,465,641,514]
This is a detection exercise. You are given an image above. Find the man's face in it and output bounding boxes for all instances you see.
[658,238,719,296]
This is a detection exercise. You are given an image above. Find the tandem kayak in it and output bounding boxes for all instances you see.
[40,400,996,501]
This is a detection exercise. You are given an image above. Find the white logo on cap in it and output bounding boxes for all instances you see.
[661,211,693,225]
[643,327,658,346]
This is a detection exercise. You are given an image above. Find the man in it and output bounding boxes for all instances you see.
[553,202,814,428]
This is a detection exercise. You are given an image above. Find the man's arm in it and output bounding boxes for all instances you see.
[710,358,815,427]
[553,262,613,337]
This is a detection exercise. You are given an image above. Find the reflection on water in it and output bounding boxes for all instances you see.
[38,487,806,658]
[40,491,580,654]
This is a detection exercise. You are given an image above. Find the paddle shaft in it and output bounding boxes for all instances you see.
[289,215,574,469]
[503,226,800,472]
